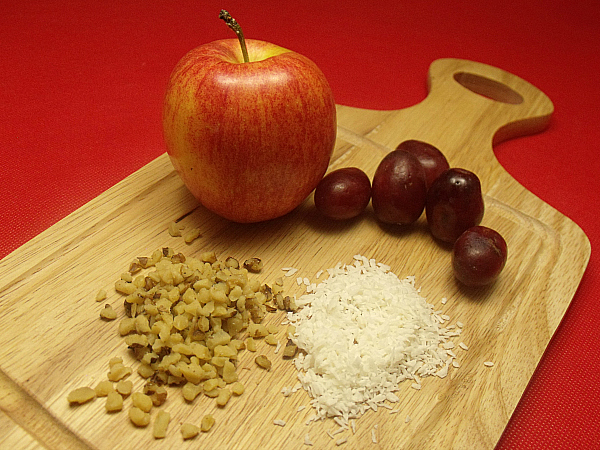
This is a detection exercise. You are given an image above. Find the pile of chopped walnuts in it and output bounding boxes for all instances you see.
[69,246,298,440]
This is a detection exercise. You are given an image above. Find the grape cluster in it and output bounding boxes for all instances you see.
[313,140,507,286]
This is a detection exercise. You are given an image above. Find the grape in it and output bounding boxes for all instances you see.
[452,226,508,286]
[371,149,427,224]
[395,140,450,189]
[314,167,371,220]
[426,168,484,243]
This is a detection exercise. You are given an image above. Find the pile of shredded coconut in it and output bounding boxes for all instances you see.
[286,255,462,426]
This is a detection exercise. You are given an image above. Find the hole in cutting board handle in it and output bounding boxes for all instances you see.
[453,72,524,104]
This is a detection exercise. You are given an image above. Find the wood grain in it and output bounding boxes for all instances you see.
[0,409,44,450]
[0,59,590,449]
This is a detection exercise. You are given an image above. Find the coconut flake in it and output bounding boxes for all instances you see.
[304,433,313,446]
[287,256,462,427]
[283,267,299,277]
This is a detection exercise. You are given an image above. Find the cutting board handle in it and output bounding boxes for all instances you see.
[425,59,554,146]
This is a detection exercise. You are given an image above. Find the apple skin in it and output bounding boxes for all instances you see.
[163,38,337,223]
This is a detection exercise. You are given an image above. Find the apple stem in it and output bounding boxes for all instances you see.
[219,10,250,63]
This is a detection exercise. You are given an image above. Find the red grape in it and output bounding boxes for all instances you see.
[452,226,508,286]
[395,140,450,189]
[426,168,484,243]
[314,167,371,220]
[371,150,427,224]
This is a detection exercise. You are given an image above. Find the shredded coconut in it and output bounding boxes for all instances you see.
[287,255,462,427]
[372,424,378,443]
[336,437,348,446]
[304,433,313,446]
[283,267,299,277]
[305,414,318,425]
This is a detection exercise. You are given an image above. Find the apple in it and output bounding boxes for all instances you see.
[162,11,337,223]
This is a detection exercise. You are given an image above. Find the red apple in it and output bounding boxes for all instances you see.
[163,13,336,223]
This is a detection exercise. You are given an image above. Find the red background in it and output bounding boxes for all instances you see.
[1,1,599,448]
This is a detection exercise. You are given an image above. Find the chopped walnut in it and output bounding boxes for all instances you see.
[283,340,298,359]
[128,261,142,274]
[136,256,151,269]
[129,406,150,427]
[67,387,96,405]
[100,304,117,320]
[105,391,123,412]
[153,410,170,439]
[200,414,215,432]
[283,295,297,311]
[94,380,114,397]
[80,248,296,439]
[115,380,133,397]
[243,257,263,273]
[200,251,217,263]
[95,289,107,302]
[143,382,167,406]
[183,228,202,244]
[231,381,245,396]
[255,355,272,370]
[265,334,278,346]
[225,257,240,269]
[132,392,153,413]
[215,388,231,406]
[168,221,185,237]
[181,423,200,440]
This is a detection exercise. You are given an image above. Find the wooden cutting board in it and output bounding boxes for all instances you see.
[0,59,590,449]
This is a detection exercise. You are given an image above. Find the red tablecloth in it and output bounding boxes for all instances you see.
[1,1,599,448]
